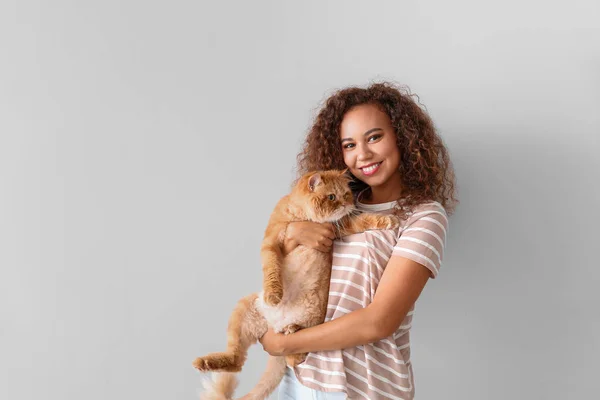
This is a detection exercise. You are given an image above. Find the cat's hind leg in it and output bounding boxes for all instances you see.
[193,293,267,372]
[279,323,308,367]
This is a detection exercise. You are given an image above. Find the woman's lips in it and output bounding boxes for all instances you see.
[360,162,382,176]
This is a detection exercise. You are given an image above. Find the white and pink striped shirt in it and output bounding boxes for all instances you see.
[294,198,449,399]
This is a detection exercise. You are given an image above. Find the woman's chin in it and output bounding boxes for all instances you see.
[361,175,385,188]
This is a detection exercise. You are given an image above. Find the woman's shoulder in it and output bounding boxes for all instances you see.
[409,200,447,215]
[401,200,450,234]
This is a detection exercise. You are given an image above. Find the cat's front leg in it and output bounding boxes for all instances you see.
[368,214,400,230]
[337,213,400,236]
[261,241,285,307]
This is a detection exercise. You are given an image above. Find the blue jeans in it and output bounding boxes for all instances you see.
[278,367,347,400]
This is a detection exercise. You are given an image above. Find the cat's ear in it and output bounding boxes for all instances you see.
[339,168,353,180]
[308,173,322,192]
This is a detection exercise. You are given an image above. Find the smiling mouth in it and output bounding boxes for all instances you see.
[360,162,382,176]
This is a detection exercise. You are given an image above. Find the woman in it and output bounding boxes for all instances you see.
[260,82,457,399]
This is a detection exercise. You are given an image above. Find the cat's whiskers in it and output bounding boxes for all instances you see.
[348,209,362,217]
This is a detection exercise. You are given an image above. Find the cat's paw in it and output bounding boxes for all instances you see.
[384,215,401,229]
[281,323,302,335]
[192,357,210,371]
[286,353,308,367]
[263,288,283,307]
[192,354,241,372]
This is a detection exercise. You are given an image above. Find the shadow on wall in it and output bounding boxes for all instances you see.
[448,124,597,280]
[440,121,597,326]
[432,125,598,392]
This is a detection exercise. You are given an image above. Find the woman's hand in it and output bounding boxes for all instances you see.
[284,221,336,253]
[259,327,287,356]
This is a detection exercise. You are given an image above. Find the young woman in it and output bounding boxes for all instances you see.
[260,82,457,399]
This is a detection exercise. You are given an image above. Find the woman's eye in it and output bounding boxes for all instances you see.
[343,143,355,149]
[328,194,336,201]
[368,134,382,142]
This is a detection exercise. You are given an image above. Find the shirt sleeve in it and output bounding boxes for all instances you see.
[392,202,449,278]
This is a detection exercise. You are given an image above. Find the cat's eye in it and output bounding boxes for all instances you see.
[328,194,336,201]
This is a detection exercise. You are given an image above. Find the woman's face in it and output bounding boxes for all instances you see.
[339,103,402,193]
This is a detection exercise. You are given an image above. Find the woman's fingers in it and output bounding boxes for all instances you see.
[321,223,336,239]
[313,236,333,252]
[287,221,337,251]
[320,237,333,248]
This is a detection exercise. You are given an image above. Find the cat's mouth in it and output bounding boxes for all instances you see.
[326,205,355,222]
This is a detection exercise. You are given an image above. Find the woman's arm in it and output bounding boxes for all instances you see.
[259,255,431,355]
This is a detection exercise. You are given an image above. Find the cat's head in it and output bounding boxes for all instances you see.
[293,169,356,223]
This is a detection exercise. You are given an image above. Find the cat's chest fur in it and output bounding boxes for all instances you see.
[256,246,331,332]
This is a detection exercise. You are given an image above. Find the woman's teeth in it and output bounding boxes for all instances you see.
[362,162,381,175]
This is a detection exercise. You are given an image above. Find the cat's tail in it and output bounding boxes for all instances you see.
[200,372,238,400]
[237,355,287,400]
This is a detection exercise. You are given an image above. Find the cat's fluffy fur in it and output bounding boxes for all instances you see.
[193,170,399,400]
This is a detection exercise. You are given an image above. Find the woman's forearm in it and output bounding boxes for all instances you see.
[280,306,382,355]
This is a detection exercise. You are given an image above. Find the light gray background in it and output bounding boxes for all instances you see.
[1,1,598,399]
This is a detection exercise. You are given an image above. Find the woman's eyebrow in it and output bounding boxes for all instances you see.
[341,128,383,143]
[363,128,383,136]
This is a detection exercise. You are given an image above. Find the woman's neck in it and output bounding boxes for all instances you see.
[360,186,402,204]
[359,172,403,204]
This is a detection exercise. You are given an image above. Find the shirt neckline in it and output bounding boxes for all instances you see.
[356,189,398,212]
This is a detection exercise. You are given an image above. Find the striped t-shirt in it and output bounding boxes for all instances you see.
[294,199,449,399]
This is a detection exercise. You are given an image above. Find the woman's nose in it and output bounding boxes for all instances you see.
[356,145,373,161]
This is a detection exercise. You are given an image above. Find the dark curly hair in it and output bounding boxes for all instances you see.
[296,82,457,217]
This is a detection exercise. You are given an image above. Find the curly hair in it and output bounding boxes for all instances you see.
[296,82,457,217]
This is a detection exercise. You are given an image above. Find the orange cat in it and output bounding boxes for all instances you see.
[193,170,399,400]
